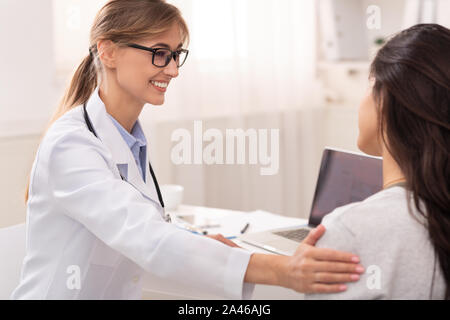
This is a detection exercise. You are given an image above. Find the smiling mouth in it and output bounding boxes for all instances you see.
[149,81,169,93]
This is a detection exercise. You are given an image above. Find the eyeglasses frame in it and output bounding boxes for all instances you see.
[126,43,189,68]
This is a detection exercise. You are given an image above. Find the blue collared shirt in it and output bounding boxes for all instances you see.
[108,114,147,182]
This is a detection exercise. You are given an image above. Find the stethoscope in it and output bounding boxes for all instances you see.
[83,103,171,223]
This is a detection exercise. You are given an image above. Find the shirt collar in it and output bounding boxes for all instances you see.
[107,114,147,150]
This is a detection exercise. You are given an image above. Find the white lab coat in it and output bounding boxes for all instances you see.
[11,87,254,300]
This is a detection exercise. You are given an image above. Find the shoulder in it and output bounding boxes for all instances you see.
[321,187,423,240]
[314,187,423,253]
[307,187,441,299]
[43,106,99,149]
[38,106,111,165]
[315,187,432,267]
[45,106,87,142]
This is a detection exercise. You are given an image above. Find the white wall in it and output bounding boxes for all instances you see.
[0,0,57,137]
[53,0,105,78]
[0,136,39,227]
[0,0,57,227]
[437,0,450,27]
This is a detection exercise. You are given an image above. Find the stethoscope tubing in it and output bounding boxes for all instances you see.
[82,103,165,209]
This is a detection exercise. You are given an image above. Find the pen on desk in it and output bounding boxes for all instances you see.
[240,223,250,234]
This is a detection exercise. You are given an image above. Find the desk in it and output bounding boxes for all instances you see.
[142,205,307,300]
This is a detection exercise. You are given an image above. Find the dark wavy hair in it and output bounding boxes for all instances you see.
[370,24,450,299]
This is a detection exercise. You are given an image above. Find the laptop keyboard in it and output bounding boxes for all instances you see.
[273,228,311,243]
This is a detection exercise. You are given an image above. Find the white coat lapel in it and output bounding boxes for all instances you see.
[85,87,161,207]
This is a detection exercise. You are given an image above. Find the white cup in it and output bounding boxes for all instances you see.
[160,185,184,211]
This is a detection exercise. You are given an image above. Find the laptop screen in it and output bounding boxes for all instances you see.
[308,148,383,226]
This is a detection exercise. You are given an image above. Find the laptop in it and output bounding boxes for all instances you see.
[240,147,383,255]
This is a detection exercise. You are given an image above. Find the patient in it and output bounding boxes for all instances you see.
[306,24,449,299]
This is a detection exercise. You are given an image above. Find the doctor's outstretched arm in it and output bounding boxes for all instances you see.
[242,225,364,293]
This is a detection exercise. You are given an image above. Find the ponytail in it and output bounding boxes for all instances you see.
[51,49,98,123]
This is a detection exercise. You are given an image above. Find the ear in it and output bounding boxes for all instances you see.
[97,40,118,69]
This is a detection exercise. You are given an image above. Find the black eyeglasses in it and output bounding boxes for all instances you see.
[126,43,189,68]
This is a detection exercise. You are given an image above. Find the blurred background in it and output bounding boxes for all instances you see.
[1,0,449,227]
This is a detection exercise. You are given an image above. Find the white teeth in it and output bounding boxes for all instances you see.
[151,81,168,88]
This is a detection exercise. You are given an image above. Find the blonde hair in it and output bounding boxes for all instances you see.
[25,0,189,202]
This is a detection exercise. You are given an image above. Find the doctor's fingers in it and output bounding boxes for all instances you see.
[313,272,360,284]
[301,224,326,246]
[308,283,348,294]
[308,260,365,274]
[308,246,360,263]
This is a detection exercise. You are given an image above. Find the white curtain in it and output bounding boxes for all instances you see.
[142,0,319,122]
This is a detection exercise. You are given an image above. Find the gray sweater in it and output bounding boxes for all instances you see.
[305,186,446,299]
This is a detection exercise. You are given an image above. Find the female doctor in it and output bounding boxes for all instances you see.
[11,0,364,299]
